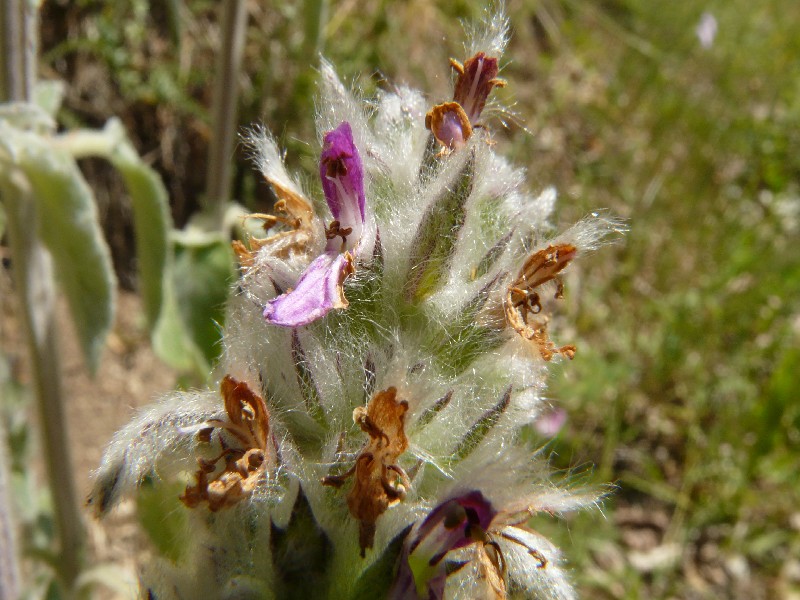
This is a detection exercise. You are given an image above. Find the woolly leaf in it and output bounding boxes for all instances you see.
[472,230,513,281]
[154,231,234,372]
[151,269,209,374]
[11,130,116,371]
[75,564,136,599]
[291,331,327,428]
[451,386,512,463]
[33,80,65,118]
[109,137,172,330]
[426,276,504,375]
[412,390,453,432]
[405,154,475,302]
[136,478,189,563]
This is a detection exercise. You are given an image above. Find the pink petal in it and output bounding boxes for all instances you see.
[263,252,354,327]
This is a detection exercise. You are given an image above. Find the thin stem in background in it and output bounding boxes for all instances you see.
[1,0,86,595]
[0,418,20,600]
[302,0,329,63]
[204,0,248,227]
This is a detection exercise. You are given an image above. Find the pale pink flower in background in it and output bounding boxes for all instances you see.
[535,407,568,437]
[696,12,718,49]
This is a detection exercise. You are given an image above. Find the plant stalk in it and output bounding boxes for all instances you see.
[204,0,248,227]
[0,417,20,600]
[1,0,86,595]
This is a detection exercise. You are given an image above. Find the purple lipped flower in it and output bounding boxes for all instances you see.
[264,122,366,327]
[389,491,497,600]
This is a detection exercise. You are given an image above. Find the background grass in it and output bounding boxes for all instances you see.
[35,0,800,597]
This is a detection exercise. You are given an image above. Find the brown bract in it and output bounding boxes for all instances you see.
[232,179,316,267]
[180,375,273,511]
[504,244,578,361]
[322,387,410,556]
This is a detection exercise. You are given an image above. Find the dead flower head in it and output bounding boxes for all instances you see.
[232,178,316,268]
[181,375,273,512]
[505,244,578,361]
[322,387,411,556]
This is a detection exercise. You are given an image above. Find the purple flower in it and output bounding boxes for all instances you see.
[389,491,497,600]
[263,122,366,327]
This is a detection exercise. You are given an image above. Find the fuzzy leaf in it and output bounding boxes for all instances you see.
[33,80,65,118]
[5,126,116,371]
[109,137,172,330]
[412,390,453,432]
[451,386,512,463]
[151,269,209,374]
[426,277,504,375]
[290,331,327,428]
[405,154,474,302]
[75,564,136,599]
[136,478,189,563]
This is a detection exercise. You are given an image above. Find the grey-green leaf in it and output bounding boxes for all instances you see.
[4,125,115,371]
[405,153,475,302]
[109,139,171,329]
[451,386,512,463]
[348,525,411,600]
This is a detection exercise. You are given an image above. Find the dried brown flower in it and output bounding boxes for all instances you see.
[322,387,410,556]
[180,375,273,511]
[504,244,578,361]
[451,52,506,124]
[426,52,505,153]
[232,179,316,266]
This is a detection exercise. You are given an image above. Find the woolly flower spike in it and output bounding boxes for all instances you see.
[180,375,274,511]
[322,387,411,556]
[92,8,622,600]
[427,52,506,152]
[263,121,365,327]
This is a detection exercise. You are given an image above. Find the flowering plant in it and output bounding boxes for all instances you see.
[90,9,621,599]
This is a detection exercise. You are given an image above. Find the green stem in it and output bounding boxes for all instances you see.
[302,0,329,61]
[204,0,248,227]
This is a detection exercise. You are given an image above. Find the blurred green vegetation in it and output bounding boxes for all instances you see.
[36,0,800,597]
